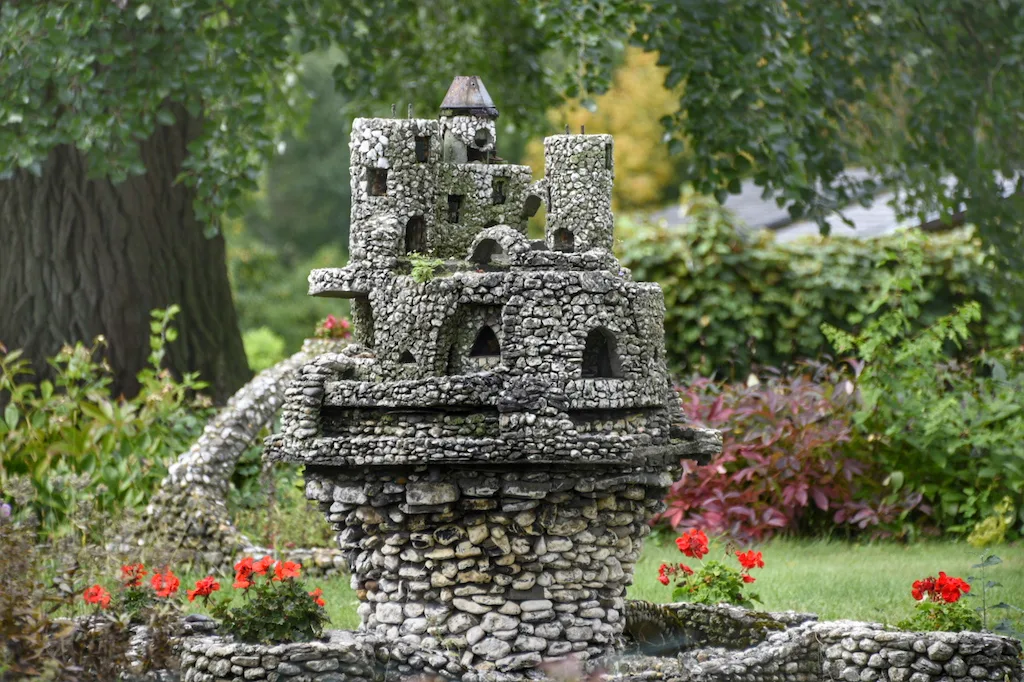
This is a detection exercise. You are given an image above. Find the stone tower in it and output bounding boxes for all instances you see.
[266,76,720,675]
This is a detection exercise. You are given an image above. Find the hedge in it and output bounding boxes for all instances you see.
[617,197,1022,378]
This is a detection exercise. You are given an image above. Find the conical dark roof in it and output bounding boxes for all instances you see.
[440,76,499,118]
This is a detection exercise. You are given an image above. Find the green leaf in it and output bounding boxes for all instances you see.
[4,403,19,429]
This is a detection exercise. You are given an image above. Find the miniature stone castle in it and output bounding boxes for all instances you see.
[266,76,721,675]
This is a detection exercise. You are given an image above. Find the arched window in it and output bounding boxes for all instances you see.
[469,326,500,357]
[405,216,426,254]
[470,238,505,266]
[581,328,621,378]
[399,350,416,364]
[552,228,574,253]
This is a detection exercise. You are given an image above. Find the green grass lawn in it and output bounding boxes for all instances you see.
[632,537,1024,628]
[71,539,1024,635]
[305,538,1024,632]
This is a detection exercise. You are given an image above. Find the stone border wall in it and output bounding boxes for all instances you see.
[135,339,349,574]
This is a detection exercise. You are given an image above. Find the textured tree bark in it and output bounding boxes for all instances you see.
[0,108,251,403]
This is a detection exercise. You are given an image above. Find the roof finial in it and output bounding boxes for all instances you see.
[581,124,585,134]
[391,103,397,118]
[565,124,570,135]
[407,103,413,119]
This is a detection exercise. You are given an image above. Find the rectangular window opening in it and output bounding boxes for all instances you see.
[368,167,388,196]
[447,194,464,223]
[492,177,508,205]
[467,147,490,163]
[604,143,613,170]
[415,136,430,163]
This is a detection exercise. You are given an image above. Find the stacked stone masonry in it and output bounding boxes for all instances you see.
[264,75,722,673]
[177,605,1023,682]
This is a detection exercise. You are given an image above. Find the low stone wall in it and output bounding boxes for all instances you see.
[665,620,1022,682]
[624,600,818,655]
[135,338,349,574]
[181,632,380,682]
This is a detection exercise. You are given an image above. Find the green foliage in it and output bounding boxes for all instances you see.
[897,599,983,633]
[243,328,287,373]
[671,559,761,609]
[822,240,1024,535]
[211,565,328,644]
[242,50,354,258]
[409,254,446,283]
[0,1,562,229]
[0,307,211,538]
[228,238,349,352]
[617,194,1021,379]
[968,498,1017,549]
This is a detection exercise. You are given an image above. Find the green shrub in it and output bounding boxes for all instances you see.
[0,307,212,539]
[243,327,287,372]
[617,192,1021,378]
[824,240,1024,537]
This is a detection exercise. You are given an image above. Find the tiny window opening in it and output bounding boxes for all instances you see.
[415,136,431,163]
[447,195,463,223]
[368,167,388,196]
[492,177,508,205]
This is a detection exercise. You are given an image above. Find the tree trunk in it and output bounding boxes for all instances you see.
[0,108,251,403]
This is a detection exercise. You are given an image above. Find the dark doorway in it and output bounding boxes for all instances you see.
[582,328,621,378]
[405,216,426,254]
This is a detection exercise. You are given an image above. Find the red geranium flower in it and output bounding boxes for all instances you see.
[911,576,936,601]
[273,560,301,582]
[253,555,275,576]
[83,584,111,608]
[121,563,147,588]
[658,563,671,585]
[935,572,970,603]
[742,574,756,583]
[151,569,180,598]
[736,550,764,570]
[680,564,694,575]
[234,557,255,589]
[187,576,221,603]
[309,587,326,607]
[675,529,709,559]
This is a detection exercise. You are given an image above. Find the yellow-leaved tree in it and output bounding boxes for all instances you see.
[524,48,684,211]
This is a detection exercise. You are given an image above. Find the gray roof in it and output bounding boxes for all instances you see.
[645,171,1016,242]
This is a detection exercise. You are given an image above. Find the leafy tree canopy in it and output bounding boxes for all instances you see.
[4,0,1022,267]
[0,0,563,228]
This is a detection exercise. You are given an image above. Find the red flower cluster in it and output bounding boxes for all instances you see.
[151,569,180,598]
[187,576,221,603]
[676,529,709,559]
[736,550,764,570]
[317,314,352,339]
[234,556,303,589]
[309,587,326,607]
[121,563,147,588]
[83,584,111,609]
[736,549,765,583]
[912,572,970,603]
[658,562,694,585]
[274,560,301,582]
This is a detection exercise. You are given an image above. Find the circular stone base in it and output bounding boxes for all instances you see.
[304,464,676,672]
